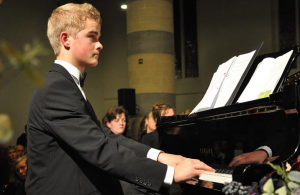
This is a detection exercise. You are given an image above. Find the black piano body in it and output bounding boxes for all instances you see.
[155,46,300,194]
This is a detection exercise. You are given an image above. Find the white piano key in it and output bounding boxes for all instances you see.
[199,172,232,184]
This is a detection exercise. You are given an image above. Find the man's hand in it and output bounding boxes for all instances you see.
[157,152,186,167]
[229,150,268,167]
[173,158,215,183]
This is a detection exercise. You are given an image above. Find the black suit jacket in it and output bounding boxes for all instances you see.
[26,64,167,195]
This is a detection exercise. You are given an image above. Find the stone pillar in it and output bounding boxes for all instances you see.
[126,0,175,117]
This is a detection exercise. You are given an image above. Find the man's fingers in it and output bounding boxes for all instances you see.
[191,159,215,172]
[174,158,216,183]
[229,154,245,167]
[229,158,238,167]
[229,159,240,167]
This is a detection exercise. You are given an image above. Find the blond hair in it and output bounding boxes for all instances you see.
[47,3,101,55]
[9,155,27,186]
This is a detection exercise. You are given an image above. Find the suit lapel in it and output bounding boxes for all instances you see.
[50,64,101,127]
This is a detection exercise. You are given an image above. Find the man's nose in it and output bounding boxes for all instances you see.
[96,41,103,50]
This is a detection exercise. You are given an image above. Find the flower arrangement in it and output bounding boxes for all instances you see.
[222,156,300,195]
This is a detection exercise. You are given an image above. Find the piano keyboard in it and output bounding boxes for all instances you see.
[199,168,233,184]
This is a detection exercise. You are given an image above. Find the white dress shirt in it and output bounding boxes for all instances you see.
[256,146,272,157]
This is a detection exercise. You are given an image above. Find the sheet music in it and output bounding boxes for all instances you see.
[189,43,263,115]
[214,50,256,108]
[190,57,236,114]
[237,50,293,103]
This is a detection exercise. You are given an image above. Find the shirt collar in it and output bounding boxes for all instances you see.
[55,60,82,82]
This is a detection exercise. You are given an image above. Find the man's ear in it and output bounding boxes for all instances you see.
[60,32,70,48]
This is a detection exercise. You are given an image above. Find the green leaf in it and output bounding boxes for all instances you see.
[288,171,300,183]
[274,186,287,195]
[263,178,275,193]
[288,181,300,190]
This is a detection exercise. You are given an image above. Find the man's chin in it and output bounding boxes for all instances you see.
[86,61,99,67]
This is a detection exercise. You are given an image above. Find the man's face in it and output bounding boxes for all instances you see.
[7,148,17,162]
[15,145,24,157]
[106,113,126,135]
[69,18,103,69]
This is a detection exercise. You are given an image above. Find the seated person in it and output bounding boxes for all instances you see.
[105,107,170,194]
[180,109,191,115]
[140,103,175,149]
[102,106,129,136]
[15,145,24,158]
[0,146,17,192]
[3,155,27,195]
[136,115,147,141]
[16,125,27,149]
[137,111,157,142]
[6,146,17,164]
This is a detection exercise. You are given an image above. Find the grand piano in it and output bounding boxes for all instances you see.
[155,45,300,194]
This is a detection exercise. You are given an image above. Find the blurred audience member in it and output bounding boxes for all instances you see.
[0,146,17,193]
[145,112,157,134]
[2,155,27,195]
[180,109,191,115]
[6,146,17,165]
[102,106,129,136]
[140,103,175,149]
[15,145,24,158]
[16,125,27,149]
[136,115,147,141]
[151,103,175,120]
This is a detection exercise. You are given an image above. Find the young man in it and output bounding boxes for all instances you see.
[26,3,214,195]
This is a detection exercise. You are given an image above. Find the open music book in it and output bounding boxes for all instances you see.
[237,50,293,103]
[190,44,262,115]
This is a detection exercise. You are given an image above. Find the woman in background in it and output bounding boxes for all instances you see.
[3,155,27,195]
[140,103,175,149]
[136,115,147,141]
[102,106,129,137]
[136,112,156,141]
